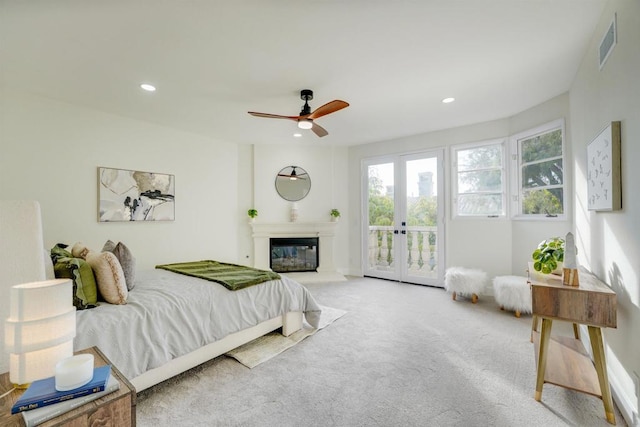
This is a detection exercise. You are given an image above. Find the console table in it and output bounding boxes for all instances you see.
[0,346,136,427]
[528,266,617,425]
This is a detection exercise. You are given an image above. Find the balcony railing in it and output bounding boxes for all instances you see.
[367,225,438,277]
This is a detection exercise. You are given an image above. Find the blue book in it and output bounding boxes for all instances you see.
[11,365,111,414]
[21,375,120,427]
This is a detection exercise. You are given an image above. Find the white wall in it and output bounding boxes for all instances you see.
[347,94,571,280]
[236,143,350,274]
[508,94,575,274]
[570,0,640,422]
[0,92,240,270]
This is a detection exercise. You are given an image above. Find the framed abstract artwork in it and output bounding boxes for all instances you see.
[98,167,175,222]
[587,121,621,211]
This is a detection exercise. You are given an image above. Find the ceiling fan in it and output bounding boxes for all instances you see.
[248,89,349,137]
[277,166,307,180]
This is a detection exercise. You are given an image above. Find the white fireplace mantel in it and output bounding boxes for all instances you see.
[250,222,345,283]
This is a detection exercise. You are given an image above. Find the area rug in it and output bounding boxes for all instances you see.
[225,305,346,368]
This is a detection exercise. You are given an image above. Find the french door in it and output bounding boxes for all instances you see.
[362,150,445,286]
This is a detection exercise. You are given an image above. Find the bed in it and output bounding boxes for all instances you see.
[0,201,321,392]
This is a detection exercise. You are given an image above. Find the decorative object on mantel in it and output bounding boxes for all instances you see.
[98,166,175,222]
[587,121,621,211]
[531,237,565,275]
[247,208,258,223]
[290,202,299,222]
[330,209,340,222]
[562,232,579,287]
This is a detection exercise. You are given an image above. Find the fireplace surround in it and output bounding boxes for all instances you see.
[250,222,345,283]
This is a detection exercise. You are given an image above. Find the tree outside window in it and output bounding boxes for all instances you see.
[513,121,565,217]
[452,140,506,217]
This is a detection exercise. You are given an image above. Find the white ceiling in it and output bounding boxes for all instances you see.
[1,1,607,146]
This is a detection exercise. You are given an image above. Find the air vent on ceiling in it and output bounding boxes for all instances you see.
[598,14,617,70]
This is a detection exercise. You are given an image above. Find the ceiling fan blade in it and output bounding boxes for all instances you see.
[311,122,329,137]
[278,174,307,179]
[308,100,349,120]
[248,112,300,120]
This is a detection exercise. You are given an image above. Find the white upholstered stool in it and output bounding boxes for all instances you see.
[444,267,488,303]
[493,275,531,317]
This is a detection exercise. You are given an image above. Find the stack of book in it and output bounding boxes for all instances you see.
[11,365,119,427]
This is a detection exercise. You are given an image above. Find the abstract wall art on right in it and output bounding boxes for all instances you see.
[587,121,621,211]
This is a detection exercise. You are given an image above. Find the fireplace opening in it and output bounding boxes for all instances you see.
[270,237,319,273]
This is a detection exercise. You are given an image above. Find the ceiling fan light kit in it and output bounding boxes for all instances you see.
[248,89,349,137]
[298,120,313,130]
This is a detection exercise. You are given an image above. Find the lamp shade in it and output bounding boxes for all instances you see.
[4,279,76,385]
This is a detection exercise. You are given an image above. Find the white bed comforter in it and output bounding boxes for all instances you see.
[74,269,321,380]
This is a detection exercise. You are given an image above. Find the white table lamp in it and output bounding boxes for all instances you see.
[4,279,76,387]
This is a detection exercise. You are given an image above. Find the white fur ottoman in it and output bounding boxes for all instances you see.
[444,267,488,303]
[493,275,531,317]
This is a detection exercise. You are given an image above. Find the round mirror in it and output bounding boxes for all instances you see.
[275,166,311,201]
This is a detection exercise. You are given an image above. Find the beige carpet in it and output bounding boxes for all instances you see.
[137,278,627,426]
[225,305,346,368]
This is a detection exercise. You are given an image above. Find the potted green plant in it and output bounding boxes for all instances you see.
[532,237,565,274]
[247,208,258,222]
[330,209,340,222]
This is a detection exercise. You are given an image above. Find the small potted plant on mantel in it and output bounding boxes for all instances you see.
[330,209,341,222]
[532,237,565,275]
[247,208,258,223]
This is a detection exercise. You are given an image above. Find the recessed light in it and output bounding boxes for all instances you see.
[293,133,302,138]
[140,83,156,92]
[442,97,455,104]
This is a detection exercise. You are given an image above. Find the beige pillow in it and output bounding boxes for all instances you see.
[86,251,128,304]
[71,242,90,259]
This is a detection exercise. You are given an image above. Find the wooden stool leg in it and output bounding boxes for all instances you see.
[452,291,457,301]
[515,310,521,318]
[471,293,478,303]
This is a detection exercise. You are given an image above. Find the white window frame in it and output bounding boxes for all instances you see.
[509,118,566,220]
[451,138,507,219]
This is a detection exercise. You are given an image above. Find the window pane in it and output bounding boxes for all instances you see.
[522,159,563,189]
[457,194,503,215]
[457,145,502,171]
[522,188,563,215]
[458,170,502,193]
[521,129,562,163]
[368,163,394,226]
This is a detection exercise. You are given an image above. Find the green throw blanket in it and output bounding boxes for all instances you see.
[156,260,281,291]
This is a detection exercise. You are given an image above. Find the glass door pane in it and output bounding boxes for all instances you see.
[364,161,398,280]
[403,154,442,286]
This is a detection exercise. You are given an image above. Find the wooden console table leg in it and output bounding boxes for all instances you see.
[588,326,616,425]
[530,315,539,343]
[573,323,581,340]
[534,318,553,401]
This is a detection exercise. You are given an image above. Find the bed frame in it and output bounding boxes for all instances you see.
[0,200,303,392]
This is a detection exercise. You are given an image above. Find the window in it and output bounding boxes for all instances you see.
[452,139,506,217]
[510,119,565,218]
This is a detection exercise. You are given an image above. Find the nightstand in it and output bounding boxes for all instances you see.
[1,346,136,427]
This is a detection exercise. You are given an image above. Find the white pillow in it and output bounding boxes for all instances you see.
[85,251,128,305]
